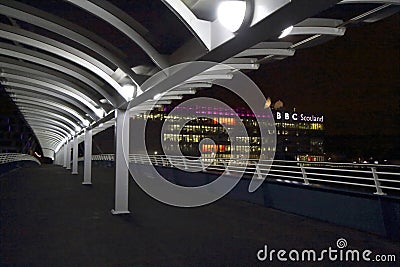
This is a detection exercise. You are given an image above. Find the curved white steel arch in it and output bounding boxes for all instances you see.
[35,136,67,147]
[0,25,135,102]
[33,133,67,148]
[5,84,95,120]
[12,96,86,127]
[37,139,63,151]
[29,129,70,149]
[35,133,64,143]
[36,136,62,144]
[1,68,101,109]
[0,23,113,75]
[0,1,143,84]
[23,115,75,135]
[27,123,70,139]
[37,141,61,151]
[33,128,68,140]
[35,137,63,147]
[65,0,169,69]
[35,132,63,140]
[1,74,103,119]
[0,43,120,107]
[0,57,104,107]
[27,120,72,136]
[36,142,59,152]
[11,93,88,125]
[19,106,81,132]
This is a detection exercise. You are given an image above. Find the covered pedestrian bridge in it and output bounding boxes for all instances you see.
[1,0,398,214]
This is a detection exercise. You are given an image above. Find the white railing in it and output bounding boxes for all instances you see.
[0,153,41,165]
[78,154,115,162]
[84,153,400,196]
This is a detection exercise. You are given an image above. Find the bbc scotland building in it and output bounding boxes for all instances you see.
[133,104,325,162]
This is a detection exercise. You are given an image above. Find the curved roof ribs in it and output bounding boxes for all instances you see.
[0,0,397,153]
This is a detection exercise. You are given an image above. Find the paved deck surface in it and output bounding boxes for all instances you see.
[1,165,399,266]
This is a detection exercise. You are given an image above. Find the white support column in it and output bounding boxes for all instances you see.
[83,129,93,185]
[72,136,79,175]
[66,141,72,170]
[63,143,68,168]
[111,109,130,215]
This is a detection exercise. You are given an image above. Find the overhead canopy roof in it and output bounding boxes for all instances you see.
[0,0,398,157]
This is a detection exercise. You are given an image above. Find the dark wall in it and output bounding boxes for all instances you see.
[0,85,41,154]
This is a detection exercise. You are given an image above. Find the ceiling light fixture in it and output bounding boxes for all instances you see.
[217,1,247,33]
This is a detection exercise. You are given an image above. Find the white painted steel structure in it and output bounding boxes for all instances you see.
[0,0,398,212]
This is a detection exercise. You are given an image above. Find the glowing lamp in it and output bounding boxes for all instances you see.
[122,84,136,101]
[217,1,247,32]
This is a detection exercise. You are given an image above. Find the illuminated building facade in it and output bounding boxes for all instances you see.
[134,105,325,162]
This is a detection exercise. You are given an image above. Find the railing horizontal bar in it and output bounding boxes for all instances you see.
[376,178,400,183]
[376,171,400,176]
[306,178,376,188]
[265,168,301,175]
[303,166,373,174]
[265,173,304,180]
[305,172,374,181]
[380,186,400,191]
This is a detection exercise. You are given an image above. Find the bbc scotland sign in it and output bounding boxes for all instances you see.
[275,112,324,123]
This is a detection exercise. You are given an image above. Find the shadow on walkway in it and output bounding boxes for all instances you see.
[1,165,399,266]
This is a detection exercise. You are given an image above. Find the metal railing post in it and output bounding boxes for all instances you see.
[371,167,385,195]
[200,158,206,171]
[223,160,230,175]
[255,163,263,179]
[300,163,310,185]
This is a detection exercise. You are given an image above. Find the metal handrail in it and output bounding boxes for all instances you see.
[0,153,41,166]
[80,153,400,196]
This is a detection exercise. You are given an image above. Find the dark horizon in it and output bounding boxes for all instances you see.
[250,14,400,137]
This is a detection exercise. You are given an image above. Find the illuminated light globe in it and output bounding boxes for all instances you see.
[217,1,247,32]
[94,108,105,118]
[121,84,136,101]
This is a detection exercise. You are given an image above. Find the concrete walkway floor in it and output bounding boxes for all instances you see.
[0,165,399,266]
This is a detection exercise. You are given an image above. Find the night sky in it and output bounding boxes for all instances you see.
[250,14,400,136]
